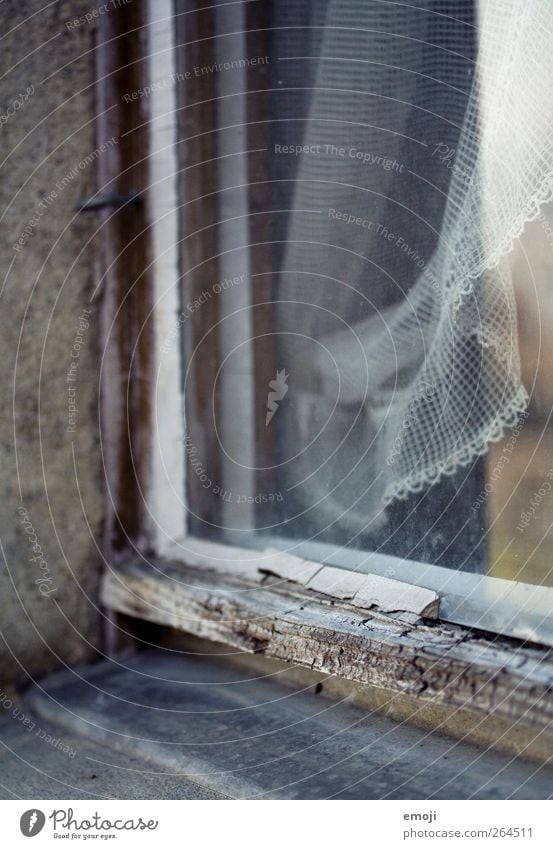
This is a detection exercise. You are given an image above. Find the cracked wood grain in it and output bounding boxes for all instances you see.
[160,539,439,617]
[102,555,553,730]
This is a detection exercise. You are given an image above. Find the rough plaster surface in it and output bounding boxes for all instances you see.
[1,1,105,684]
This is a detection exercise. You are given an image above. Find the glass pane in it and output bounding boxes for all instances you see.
[487,204,553,587]
[176,0,546,582]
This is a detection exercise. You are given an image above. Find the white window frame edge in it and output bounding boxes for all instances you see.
[147,0,187,553]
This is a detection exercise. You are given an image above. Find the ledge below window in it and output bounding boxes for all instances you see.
[101,544,553,763]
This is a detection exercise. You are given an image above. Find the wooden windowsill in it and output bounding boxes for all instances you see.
[102,542,553,762]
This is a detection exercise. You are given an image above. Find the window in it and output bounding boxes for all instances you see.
[103,0,553,670]
[178,0,486,570]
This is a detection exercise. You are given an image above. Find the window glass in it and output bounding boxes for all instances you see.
[175,1,553,590]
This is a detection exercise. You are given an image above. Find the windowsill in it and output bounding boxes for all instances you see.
[101,544,553,764]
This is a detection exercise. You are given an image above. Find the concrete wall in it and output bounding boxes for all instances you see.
[1,1,105,685]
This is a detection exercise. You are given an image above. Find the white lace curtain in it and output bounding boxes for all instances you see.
[275,0,553,534]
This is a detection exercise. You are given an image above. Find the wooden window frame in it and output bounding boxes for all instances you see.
[97,0,553,751]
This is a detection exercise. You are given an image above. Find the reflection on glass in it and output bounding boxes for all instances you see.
[488,205,553,587]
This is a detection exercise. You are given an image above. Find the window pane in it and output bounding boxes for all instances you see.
[176,0,551,583]
[487,203,553,587]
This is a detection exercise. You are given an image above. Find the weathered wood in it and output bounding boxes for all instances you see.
[304,565,439,616]
[159,538,439,616]
[96,2,154,553]
[102,555,553,731]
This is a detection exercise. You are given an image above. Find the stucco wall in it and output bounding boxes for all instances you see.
[1,1,105,684]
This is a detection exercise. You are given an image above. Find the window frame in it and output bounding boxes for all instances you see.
[99,0,553,742]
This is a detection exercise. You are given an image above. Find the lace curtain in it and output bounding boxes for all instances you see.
[273,0,553,536]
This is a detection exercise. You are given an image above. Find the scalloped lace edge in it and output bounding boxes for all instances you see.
[450,174,553,303]
[383,384,530,504]
[383,174,553,505]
